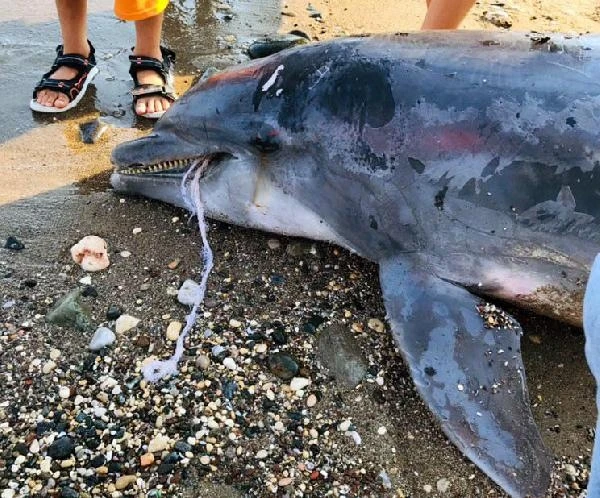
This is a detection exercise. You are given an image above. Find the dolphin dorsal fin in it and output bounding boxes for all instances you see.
[556,185,576,209]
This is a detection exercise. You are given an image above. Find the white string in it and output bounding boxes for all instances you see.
[142,159,214,382]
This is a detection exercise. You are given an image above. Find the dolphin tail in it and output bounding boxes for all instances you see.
[584,254,600,496]
[379,255,552,498]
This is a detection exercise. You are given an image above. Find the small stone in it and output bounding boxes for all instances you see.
[423,484,433,493]
[106,305,122,320]
[268,352,299,380]
[29,439,40,453]
[167,259,181,270]
[89,327,116,350]
[120,250,131,258]
[290,377,311,391]
[564,464,577,477]
[39,458,51,473]
[306,394,317,407]
[338,420,352,432]
[58,386,71,399]
[279,477,293,486]
[4,235,25,250]
[196,355,210,370]
[46,289,92,332]
[42,360,57,374]
[436,478,450,493]
[148,434,170,453]
[49,348,61,360]
[200,455,210,465]
[377,426,387,435]
[267,239,280,250]
[115,314,140,334]
[178,279,200,306]
[132,227,142,234]
[115,475,137,490]
[256,449,268,459]
[79,275,92,286]
[140,453,154,467]
[254,343,267,353]
[47,436,75,460]
[166,321,182,341]
[229,318,242,328]
[1,490,15,498]
[60,488,79,498]
[223,357,237,370]
[367,318,385,333]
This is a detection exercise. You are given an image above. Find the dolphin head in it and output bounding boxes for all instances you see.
[111,52,347,243]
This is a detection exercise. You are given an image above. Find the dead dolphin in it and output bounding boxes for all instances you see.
[111,31,600,497]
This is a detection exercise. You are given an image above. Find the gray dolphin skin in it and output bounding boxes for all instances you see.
[585,255,600,496]
[111,31,600,497]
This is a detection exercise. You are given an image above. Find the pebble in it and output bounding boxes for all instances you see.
[290,377,311,391]
[132,227,142,234]
[39,458,51,473]
[200,455,210,465]
[46,288,92,332]
[306,394,317,407]
[377,426,387,435]
[436,478,450,493]
[4,235,25,250]
[115,475,137,490]
[229,318,242,328]
[256,449,268,459]
[140,453,154,466]
[47,436,75,460]
[58,386,71,399]
[267,239,280,250]
[148,434,170,453]
[42,360,57,374]
[166,321,183,341]
[254,343,267,353]
[79,275,92,286]
[120,250,131,258]
[89,327,116,350]
[49,348,61,360]
[279,477,293,486]
[423,484,433,493]
[223,357,237,370]
[178,279,200,306]
[367,318,385,333]
[115,314,140,334]
[196,355,210,370]
[338,420,352,432]
[1,491,15,498]
[168,258,181,269]
[268,352,299,380]
[106,305,122,320]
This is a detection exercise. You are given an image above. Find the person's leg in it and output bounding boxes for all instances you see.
[421,0,476,29]
[132,12,172,116]
[36,0,89,108]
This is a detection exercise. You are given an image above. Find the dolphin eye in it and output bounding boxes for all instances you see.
[251,124,281,153]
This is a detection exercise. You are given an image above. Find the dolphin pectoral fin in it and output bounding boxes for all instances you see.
[379,256,552,498]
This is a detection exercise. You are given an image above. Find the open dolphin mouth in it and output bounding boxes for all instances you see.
[115,152,235,177]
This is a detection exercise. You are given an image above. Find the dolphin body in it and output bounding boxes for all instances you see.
[111,31,600,497]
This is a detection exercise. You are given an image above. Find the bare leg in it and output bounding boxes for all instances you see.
[132,13,172,117]
[421,0,476,29]
[37,0,89,108]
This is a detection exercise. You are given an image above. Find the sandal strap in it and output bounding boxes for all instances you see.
[131,84,177,102]
[128,45,176,87]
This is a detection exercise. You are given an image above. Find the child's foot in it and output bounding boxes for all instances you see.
[129,46,177,119]
[36,65,79,109]
[30,42,98,114]
[133,68,173,116]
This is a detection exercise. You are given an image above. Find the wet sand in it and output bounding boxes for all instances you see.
[0,1,599,497]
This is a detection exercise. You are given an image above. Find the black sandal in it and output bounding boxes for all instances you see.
[30,41,98,113]
[129,46,177,119]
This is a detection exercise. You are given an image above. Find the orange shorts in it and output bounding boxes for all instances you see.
[114,0,169,21]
